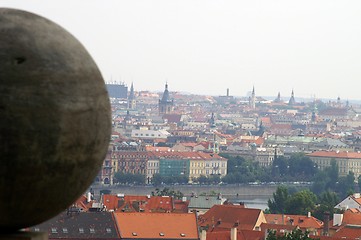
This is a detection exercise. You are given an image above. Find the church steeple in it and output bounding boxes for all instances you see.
[249,86,256,109]
[311,100,318,122]
[159,82,174,115]
[288,89,296,106]
[209,112,216,128]
[128,82,136,109]
[274,92,282,103]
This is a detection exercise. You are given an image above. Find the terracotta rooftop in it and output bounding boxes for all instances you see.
[198,205,264,231]
[333,225,361,239]
[265,214,323,229]
[206,229,264,240]
[333,208,361,226]
[307,151,361,159]
[102,194,174,213]
[114,212,199,239]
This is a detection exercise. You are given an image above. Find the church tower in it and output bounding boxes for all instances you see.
[274,92,282,103]
[311,101,318,123]
[159,83,174,115]
[288,89,296,106]
[249,86,256,109]
[128,82,136,109]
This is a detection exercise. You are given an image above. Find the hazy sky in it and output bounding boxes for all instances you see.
[2,1,361,100]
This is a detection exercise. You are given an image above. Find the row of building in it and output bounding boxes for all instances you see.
[29,192,361,240]
[99,82,361,184]
[99,147,227,184]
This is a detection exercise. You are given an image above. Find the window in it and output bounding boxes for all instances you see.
[79,228,84,234]
[90,228,95,234]
[51,228,57,234]
[63,228,68,233]
[106,228,112,233]
[34,228,40,232]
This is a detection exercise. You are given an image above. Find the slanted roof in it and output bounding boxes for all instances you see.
[333,225,361,239]
[29,212,119,239]
[173,199,189,213]
[307,151,361,159]
[265,214,323,230]
[198,205,263,231]
[188,196,225,210]
[206,229,263,240]
[163,114,182,123]
[102,195,174,213]
[114,212,198,239]
[332,208,361,226]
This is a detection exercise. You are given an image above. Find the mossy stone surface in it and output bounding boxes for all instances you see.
[0,8,111,230]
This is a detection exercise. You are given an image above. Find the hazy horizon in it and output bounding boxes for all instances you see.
[2,1,361,100]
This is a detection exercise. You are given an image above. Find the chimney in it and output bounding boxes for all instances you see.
[200,230,207,240]
[307,212,311,218]
[231,228,237,240]
[227,88,229,97]
[333,213,344,226]
[323,212,330,236]
[87,192,92,203]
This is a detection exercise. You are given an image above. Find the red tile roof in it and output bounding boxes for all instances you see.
[145,146,171,152]
[102,195,174,213]
[333,225,361,239]
[198,205,264,231]
[336,209,361,226]
[163,114,183,123]
[307,151,361,159]
[173,199,189,213]
[114,212,199,239]
[206,229,264,240]
[265,214,323,230]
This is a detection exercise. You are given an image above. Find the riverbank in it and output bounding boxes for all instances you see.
[90,183,279,198]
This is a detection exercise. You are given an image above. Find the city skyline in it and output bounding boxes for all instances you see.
[2,1,361,100]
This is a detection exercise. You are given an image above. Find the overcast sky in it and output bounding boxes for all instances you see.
[2,1,361,100]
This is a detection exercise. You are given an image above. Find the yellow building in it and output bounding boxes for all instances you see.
[307,151,361,179]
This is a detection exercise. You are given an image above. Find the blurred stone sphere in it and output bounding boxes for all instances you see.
[0,8,111,230]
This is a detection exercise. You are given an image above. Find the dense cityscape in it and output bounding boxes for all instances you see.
[32,82,361,239]
[2,1,361,240]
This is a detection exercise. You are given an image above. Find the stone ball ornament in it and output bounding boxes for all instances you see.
[0,8,111,230]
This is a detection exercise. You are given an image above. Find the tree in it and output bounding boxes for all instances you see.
[286,190,317,215]
[268,187,318,216]
[336,171,355,198]
[358,175,361,192]
[198,175,209,184]
[268,186,289,214]
[152,187,184,199]
[152,173,163,186]
[266,229,313,240]
[313,191,339,220]
[288,153,317,180]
